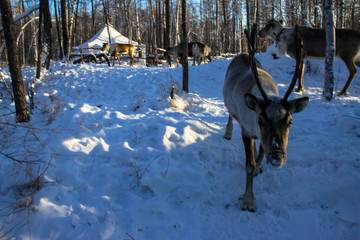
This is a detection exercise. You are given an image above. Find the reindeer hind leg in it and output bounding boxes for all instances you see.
[295,59,305,93]
[338,58,357,96]
[117,52,122,65]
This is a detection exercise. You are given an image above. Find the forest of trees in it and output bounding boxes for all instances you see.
[0,0,359,120]
[1,0,359,68]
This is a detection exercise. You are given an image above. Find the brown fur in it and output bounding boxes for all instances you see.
[259,19,360,95]
[102,43,135,66]
[223,28,309,211]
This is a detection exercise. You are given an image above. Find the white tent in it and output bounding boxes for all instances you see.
[73,25,145,55]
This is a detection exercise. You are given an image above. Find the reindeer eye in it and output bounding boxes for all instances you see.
[289,119,293,126]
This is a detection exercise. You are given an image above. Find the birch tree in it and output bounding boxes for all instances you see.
[125,0,132,44]
[148,0,157,54]
[134,0,141,44]
[338,0,344,28]
[66,0,78,63]
[323,0,335,100]
[216,0,220,55]
[175,0,181,45]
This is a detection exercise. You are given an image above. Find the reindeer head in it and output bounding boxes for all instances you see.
[246,24,309,168]
[259,19,284,41]
[245,94,308,167]
[101,43,110,52]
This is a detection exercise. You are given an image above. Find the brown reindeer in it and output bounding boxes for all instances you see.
[101,42,135,66]
[259,19,360,96]
[223,25,309,211]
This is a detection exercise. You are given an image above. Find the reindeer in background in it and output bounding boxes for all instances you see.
[259,19,360,96]
[102,43,135,67]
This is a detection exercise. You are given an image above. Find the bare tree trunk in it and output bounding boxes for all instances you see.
[156,0,162,48]
[231,0,236,53]
[149,0,157,53]
[102,0,112,44]
[125,0,132,44]
[239,0,243,52]
[323,0,335,100]
[134,0,141,43]
[54,0,63,59]
[300,0,306,25]
[91,0,96,35]
[61,0,68,58]
[20,0,25,66]
[182,0,189,93]
[216,0,220,55]
[350,0,355,30]
[66,0,78,63]
[175,0,181,45]
[338,0,344,28]
[271,0,275,19]
[36,0,44,79]
[0,0,30,122]
[165,0,171,49]
[222,0,229,53]
[43,0,52,69]
[246,0,250,33]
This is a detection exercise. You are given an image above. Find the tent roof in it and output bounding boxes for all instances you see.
[74,25,139,51]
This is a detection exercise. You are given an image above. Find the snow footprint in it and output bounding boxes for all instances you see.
[131,184,155,200]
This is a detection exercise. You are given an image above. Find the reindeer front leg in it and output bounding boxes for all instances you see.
[224,115,233,139]
[254,144,264,176]
[296,59,305,93]
[241,133,256,212]
[116,52,122,65]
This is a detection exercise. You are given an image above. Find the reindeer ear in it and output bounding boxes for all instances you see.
[288,97,309,113]
[245,93,260,111]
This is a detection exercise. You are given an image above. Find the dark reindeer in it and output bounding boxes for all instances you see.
[101,42,135,66]
[223,25,309,211]
[165,42,212,67]
[259,19,360,96]
[191,42,212,65]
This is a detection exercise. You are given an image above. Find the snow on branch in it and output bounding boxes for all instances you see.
[0,4,39,32]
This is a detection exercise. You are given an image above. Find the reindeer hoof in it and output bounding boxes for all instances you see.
[223,135,231,140]
[338,91,348,96]
[295,88,303,93]
[241,193,255,212]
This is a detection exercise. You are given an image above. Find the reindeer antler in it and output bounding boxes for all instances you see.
[283,25,304,101]
[245,24,269,102]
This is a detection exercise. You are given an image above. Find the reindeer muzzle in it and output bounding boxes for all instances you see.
[267,149,286,168]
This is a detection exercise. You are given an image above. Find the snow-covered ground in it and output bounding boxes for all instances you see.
[0,50,359,239]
